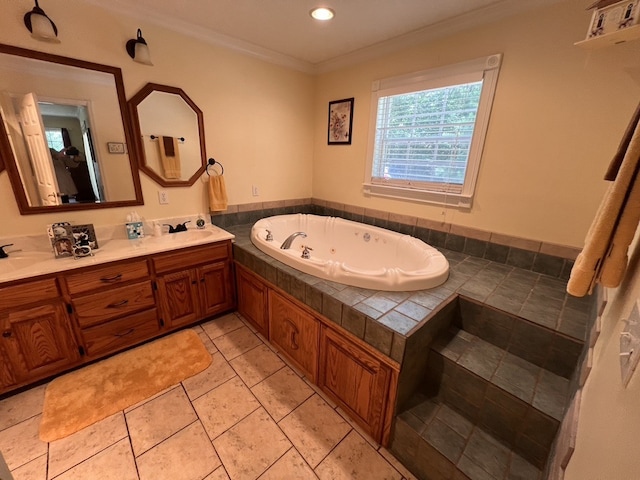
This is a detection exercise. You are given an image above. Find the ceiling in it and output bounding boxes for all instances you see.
[89,0,565,73]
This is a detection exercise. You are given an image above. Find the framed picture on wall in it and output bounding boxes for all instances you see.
[328,97,354,145]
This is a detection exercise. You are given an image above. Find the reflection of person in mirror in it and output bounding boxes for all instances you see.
[50,146,96,203]
[50,147,78,203]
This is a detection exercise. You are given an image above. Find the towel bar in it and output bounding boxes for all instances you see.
[149,135,185,143]
[206,158,224,176]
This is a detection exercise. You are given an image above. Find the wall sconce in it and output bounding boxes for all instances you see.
[24,0,60,43]
[126,29,153,66]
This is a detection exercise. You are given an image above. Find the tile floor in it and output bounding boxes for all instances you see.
[0,312,416,480]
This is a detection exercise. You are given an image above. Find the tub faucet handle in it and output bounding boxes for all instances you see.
[301,245,313,259]
[265,230,273,242]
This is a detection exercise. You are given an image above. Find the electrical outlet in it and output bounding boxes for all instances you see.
[252,185,259,196]
[158,190,169,204]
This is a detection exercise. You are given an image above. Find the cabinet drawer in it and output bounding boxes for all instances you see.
[0,278,59,311]
[153,242,230,274]
[65,260,150,295]
[82,308,160,357]
[73,281,155,328]
[269,290,319,382]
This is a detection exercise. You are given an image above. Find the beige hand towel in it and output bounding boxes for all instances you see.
[158,136,181,179]
[208,175,228,212]
[567,104,640,297]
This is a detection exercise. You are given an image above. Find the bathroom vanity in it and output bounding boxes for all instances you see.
[0,230,235,396]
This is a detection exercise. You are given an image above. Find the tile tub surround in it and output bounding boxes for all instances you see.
[213,199,580,280]
[228,224,594,366]
[228,223,594,479]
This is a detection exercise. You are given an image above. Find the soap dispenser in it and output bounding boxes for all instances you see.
[196,213,206,229]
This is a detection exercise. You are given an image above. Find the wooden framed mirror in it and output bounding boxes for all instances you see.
[128,83,206,187]
[0,43,143,214]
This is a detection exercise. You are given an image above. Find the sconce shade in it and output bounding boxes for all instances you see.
[24,0,59,43]
[126,29,153,66]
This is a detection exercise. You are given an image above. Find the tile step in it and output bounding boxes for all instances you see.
[429,326,570,422]
[392,396,543,480]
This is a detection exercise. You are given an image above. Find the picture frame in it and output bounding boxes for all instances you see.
[328,97,354,145]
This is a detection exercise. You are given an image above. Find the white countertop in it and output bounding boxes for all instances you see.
[0,225,235,285]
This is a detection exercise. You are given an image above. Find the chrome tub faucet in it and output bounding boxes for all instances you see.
[280,232,307,249]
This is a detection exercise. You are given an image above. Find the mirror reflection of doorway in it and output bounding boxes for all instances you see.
[40,101,104,203]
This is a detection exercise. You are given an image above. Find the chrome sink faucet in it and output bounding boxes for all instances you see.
[280,232,306,249]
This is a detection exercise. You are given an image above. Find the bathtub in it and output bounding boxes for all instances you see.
[250,214,449,291]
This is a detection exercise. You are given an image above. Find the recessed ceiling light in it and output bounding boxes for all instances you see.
[310,7,334,21]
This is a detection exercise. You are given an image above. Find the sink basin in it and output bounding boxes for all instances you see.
[2,251,53,271]
[152,229,215,243]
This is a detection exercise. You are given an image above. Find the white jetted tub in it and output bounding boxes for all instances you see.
[250,214,449,291]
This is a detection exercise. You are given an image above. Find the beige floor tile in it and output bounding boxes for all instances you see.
[302,377,338,409]
[213,326,263,361]
[378,448,418,480]
[193,376,260,440]
[198,331,219,354]
[214,408,291,480]
[204,466,230,480]
[0,383,46,431]
[182,352,236,400]
[202,313,245,339]
[336,406,380,449]
[137,421,220,480]
[53,438,137,480]
[11,454,47,480]
[315,431,402,480]
[126,386,197,456]
[258,448,317,480]
[0,415,47,470]
[251,367,314,421]
[230,344,285,387]
[48,412,128,479]
[278,394,351,468]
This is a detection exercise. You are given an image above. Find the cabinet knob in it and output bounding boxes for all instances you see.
[2,330,11,338]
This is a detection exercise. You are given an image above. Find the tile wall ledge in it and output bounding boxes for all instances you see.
[215,198,581,262]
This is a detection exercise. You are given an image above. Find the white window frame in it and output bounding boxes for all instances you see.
[363,54,502,208]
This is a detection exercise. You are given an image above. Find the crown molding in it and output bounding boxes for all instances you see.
[314,0,565,74]
[86,0,564,76]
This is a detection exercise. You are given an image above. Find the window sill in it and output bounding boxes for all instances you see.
[362,183,473,209]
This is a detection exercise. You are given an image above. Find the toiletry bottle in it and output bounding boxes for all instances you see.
[153,221,162,236]
[196,213,206,229]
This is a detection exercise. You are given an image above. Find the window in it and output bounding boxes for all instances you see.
[364,54,502,208]
[45,127,65,152]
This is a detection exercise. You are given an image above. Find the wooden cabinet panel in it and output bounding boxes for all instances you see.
[269,290,319,382]
[153,242,230,274]
[0,344,17,389]
[1,302,79,380]
[0,278,59,310]
[82,308,160,357]
[157,270,200,328]
[64,260,149,295]
[236,265,268,337]
[319,326,390,440]
[199,262,234,317]
[72,281,155,328]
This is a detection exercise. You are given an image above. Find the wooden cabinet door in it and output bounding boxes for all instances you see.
[236,266,269,338]
[1,302,79,381]
[269,290,319,382]
[0,343,17,389]
[319,326,391,441]
[198,262,234,318]
[157,270,200,328]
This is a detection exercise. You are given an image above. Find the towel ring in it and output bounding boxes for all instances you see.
[150,135,185,143]
[206,158,224,176]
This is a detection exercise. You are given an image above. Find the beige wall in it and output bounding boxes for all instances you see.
[0,0,314,236]
[565,233,640,479]
[313,0,640,248]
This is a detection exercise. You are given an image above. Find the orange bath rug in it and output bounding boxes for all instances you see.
[39,329,211,442]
